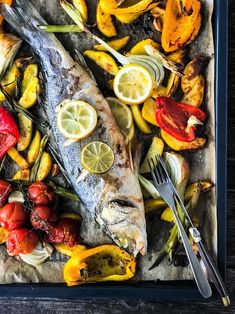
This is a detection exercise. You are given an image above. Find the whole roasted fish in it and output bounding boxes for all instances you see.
[1,0,147,256]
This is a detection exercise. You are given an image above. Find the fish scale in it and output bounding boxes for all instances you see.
[1,0,147,256]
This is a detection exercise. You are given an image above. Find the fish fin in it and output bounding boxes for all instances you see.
[132,142,143,175]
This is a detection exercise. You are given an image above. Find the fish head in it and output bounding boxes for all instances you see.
[96,198,147,257]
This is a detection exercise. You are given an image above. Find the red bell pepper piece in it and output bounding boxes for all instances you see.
[0,180,12,207]
[155,97,206,142]
[0,107,19,159]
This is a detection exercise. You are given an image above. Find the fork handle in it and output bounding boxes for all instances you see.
[169,203,212,298]
[192,234,230,306]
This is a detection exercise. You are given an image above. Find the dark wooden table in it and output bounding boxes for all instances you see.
[0,1,234,313]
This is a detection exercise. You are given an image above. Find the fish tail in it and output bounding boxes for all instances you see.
[0,0,72,67]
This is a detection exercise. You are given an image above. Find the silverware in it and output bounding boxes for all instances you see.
[155,155,230,306]
[148,157,212,299]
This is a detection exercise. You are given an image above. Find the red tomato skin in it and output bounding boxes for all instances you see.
[0,202,28,231]
[30,206,58,232]
[6,228,39,256]
[28,182,55,206]
[0,180,12,207]
[44,218,79,247]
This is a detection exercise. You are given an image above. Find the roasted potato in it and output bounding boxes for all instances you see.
[100,0,157,15]
[115,13,141,24]
[142,97,158,126]
[27,130,42,164]
[130,38,160,55]
[83,50,119,75]
[0,63,20,101]
[161,130,206,151]
[94,36,130,51]
[17,113,33,152]
[73,0,88,23]
[12,169,30,181]
[97,1,117,37]
[36,151,52,181]
[144,199,167,214]
[0,227,9,244]
[131,104,152,134]
[7,147,29,169]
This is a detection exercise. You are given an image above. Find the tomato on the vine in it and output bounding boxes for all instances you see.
[0,202,28,231]
[28,182,55,206]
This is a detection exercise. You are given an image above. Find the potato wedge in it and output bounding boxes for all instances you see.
[131,104,152,134]
[130,38,160,55]
[0,63,20,101]
[21,64,38,93]
[144,198,167,214]
[115,13,141,24]
[161,207,175,223]
[27,130,42,164]
[17,113,33,152]
[19,77,40,109]
[36,151,52,181]
[142,97,158,126]
[94,36,130,51]
[97,1,117,37]
[0,227,9,244]
[12,169,30,181]
[83,50,119,75]
[161,130,206,151]
[151,86,167,99]
[73,0,88,23]
[100,0,157,15]
[7,147,29,169]
[140,137,164,173]
[185,181,213,201]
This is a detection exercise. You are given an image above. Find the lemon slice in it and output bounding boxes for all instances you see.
[57,100,97,140]
[81,141,114,174]
[113,64,153,105]
[107,97,135,144]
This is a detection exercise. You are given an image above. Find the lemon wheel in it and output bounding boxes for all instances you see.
[57,100,97,140]
[113,64,153,105]
[81,141,114,174]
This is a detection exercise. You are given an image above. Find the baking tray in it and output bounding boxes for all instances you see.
[0,0,228,300]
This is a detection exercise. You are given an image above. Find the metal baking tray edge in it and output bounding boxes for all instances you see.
[0,0,228,301]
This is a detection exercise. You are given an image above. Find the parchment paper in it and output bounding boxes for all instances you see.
[0,0,216,284]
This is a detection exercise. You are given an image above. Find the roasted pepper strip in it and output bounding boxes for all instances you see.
[156,97,206,142]
[64,244,136,286]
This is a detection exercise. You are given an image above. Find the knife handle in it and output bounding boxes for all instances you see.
[194,237,230,307]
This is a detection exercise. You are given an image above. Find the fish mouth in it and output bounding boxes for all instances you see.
[96,198,147,257]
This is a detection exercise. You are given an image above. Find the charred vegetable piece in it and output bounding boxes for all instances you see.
[0,63,20,101]
[12,169,30,181]
[115,12,141,24]
[0,202,28,231]
[7,228,39,256]
[131,104,152,134]
[94,36,130,51]
[161,130,206,151]
[64,244,136,286]
[84,50,119,75]
[28,182,55,206]
[0,179,12,207]
[30,206,58,232]
[36,151,52,181]
[27,130,41,164]
[17,113,33,151]
[96,1,117,37]
[7,147,29,169]
[100,0,157,15]
[151,4,165,32]
[19,64,40,109]
[44,217,80,247]
[156,97,206,142]
[130,38,160,55]
[0,226,9,244]
[144,198,167,214]
[161,0,201,52]
[181,57,210,107]
[0,107,19,159]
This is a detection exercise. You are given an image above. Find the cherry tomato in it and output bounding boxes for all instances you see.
[28,182,55,206]
[0,180,12,207]
[44,218,79,247]
[6,228,39,256]
[0,202,28,231]
[30,206,58,232]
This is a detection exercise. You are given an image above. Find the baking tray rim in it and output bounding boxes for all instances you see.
[0,0,228,301]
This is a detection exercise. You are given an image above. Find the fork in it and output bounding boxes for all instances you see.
[148,158,212,299]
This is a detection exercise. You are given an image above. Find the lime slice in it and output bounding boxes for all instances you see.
[107,97,135,144]
[81,141,114,174]
[57,100,97,140]
[113,64,153,105]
